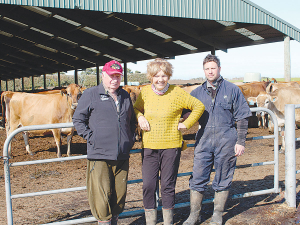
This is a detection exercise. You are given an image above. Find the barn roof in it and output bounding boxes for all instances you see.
[0,0,299,81]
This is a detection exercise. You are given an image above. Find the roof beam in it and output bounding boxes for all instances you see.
[227,36,284,48]
[0,58,42,76]
[0,24,104,65]
[0,34,97,73]
[0,9,105,68]
[50,8,176,58]
[200,22,255,37]
[0,67,31,79]
[0,33,92,69]
[0,54,59,75]
[148,16,228,52]
[7,7,138,63]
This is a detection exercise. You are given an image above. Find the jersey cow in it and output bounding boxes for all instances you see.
[236,81,270,104]
[236,81,271,129]
[266,81,300,93]
[181,84,202,94]
[122,85,143,104]
[1,89,67,132]
[6,84,83,158]
[248,88,300,153]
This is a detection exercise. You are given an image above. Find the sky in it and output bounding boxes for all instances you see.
[125,0,300,81]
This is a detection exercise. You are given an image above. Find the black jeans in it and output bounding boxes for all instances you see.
[142,148,181,209]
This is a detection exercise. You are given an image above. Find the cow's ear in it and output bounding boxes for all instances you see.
[247,97,256,105]
[61,89,67,96]
[271,96,278,102]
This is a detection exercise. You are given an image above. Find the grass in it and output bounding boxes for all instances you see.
[229,79,243,83]
[229,77,300,83]
[276,77,300,82]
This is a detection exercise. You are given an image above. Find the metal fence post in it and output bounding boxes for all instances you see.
[285,104,296,207]
[4,156,13,225]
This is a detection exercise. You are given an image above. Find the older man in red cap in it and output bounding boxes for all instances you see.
[73,60,137,225]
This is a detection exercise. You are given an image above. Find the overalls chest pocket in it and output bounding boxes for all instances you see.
[219,95,233,110]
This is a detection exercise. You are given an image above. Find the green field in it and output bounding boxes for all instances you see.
[229,77,300,83]
[275,77,300,82]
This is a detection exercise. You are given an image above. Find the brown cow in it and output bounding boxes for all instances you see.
[122,85,143,104]
[7,84,83,158]
[236,81,270,103]
[266,81,300,93]
[1,89,67,130]
[236,81,271,128]
[248,88,300,153]
[263,81,300,132]
[181,84,202,94]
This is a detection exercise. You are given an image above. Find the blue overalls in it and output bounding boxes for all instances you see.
[189,79,252,192]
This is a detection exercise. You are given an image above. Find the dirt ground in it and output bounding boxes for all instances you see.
[1,122,300,225]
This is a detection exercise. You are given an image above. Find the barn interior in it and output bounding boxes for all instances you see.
[0,1,299,89]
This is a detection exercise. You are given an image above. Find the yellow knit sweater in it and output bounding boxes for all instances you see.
[134,84,205,149]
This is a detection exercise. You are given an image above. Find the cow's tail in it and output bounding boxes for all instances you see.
[1,93,5,128]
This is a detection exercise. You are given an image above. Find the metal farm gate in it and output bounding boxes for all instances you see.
[3,107,283,225]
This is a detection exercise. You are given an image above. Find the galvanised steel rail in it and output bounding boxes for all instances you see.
[4,107,279,225]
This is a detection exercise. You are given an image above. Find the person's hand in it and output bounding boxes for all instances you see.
[235,144,245,156]
[138,116,150,131]
[182,112,191,121]
[178,123,187,130]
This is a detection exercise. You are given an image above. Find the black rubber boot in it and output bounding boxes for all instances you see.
[111,215,118,225]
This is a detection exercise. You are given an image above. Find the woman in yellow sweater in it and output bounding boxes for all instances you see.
[134,58,205,225]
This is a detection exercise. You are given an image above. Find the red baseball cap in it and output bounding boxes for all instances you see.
[102,60,123,76]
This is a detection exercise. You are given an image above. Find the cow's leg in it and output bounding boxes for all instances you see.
[6,123,19,158]
[256,112,263,128]
[66,134,72,157]
[136,125,142,141]
[260,112,265,128]
[22,131,33,155]
[268,118,274,134]
[5,101,10,131]
[66,128,74,157]
[52,129,62,158]
[264,113,269,129]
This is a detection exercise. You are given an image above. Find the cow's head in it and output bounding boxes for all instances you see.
[248,92,277,110]
[61,84,83,110]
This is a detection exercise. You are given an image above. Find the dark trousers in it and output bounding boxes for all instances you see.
[142,148,181,209]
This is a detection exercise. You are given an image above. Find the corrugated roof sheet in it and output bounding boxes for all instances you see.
[1,0,299,42]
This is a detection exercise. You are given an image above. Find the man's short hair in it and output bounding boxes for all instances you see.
[203,54,221,67]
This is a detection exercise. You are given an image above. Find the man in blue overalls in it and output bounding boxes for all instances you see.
[183,54,252,225]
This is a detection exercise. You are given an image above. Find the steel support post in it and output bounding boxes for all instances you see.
[285,104,296,207]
